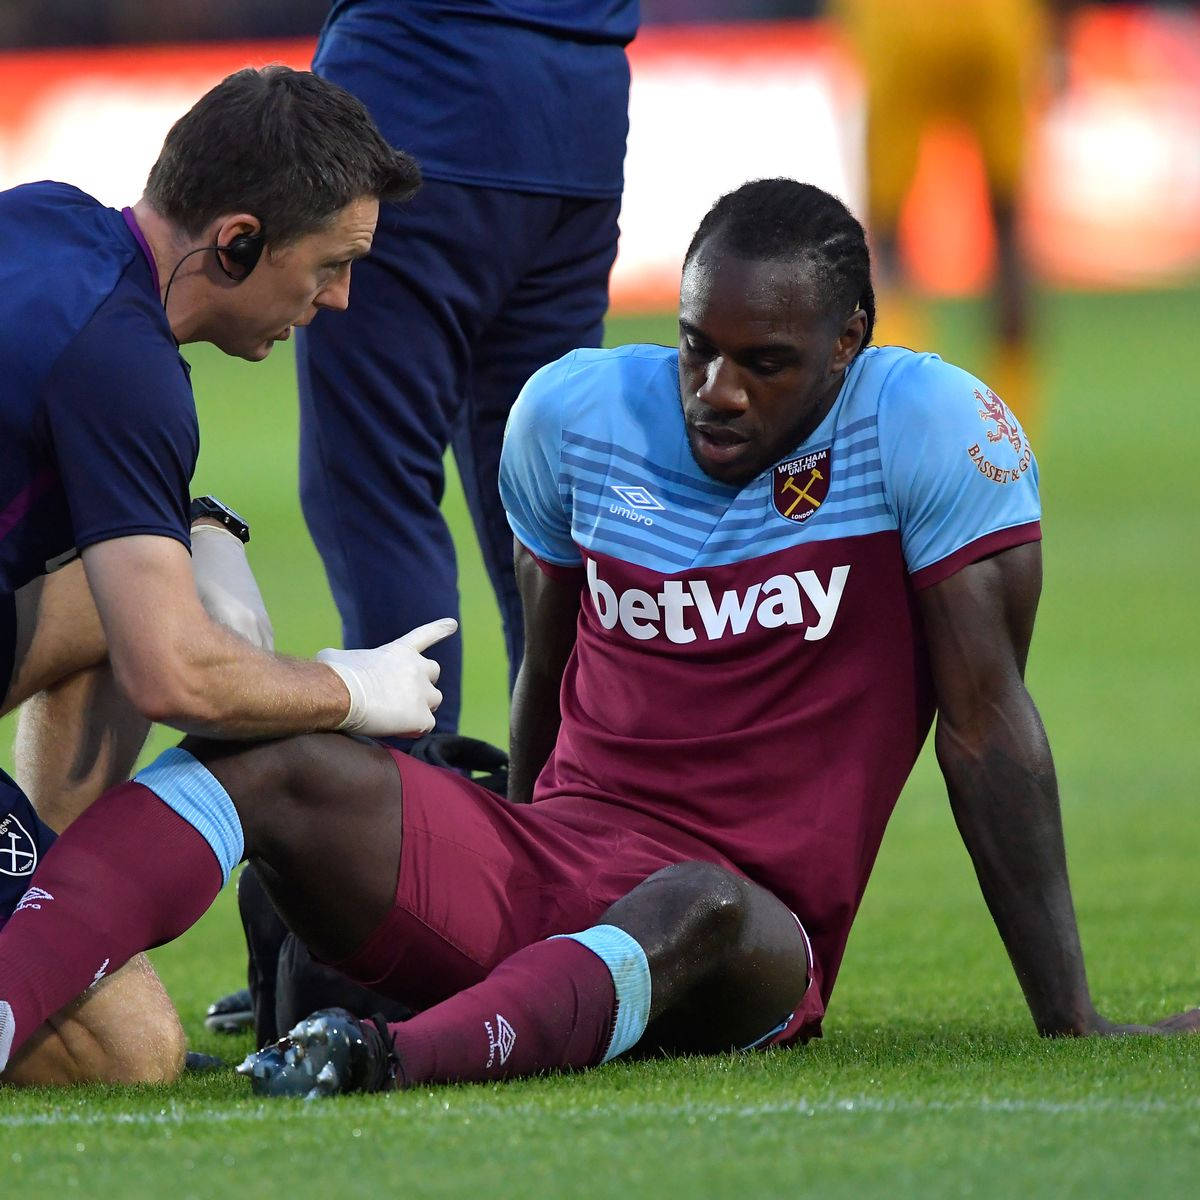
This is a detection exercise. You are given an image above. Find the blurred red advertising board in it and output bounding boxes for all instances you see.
[0,7,1196,311]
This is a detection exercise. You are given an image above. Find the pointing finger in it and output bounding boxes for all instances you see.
[396,618,458,653]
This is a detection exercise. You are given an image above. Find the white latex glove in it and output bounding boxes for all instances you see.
[191,523,275,650]
[316,618,457,737]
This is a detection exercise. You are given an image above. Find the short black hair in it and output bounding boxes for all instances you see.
[684,178,875,348]
[145,65,420,245]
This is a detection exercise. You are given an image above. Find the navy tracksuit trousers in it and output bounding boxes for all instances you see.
[296,179,620,731]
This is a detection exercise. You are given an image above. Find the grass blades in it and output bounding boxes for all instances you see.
[2,290,1198,1198]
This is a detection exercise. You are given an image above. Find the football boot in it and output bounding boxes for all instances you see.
[237,1008,397,1099]
[204,986,254,1034]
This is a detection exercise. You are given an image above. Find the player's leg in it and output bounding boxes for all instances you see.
[0,730,409,1075]
[365,861,810,1088]
[193,734,409,962]
[2,957,184,1087]
[1,568,185,1087]
[603,861,811,1054]
[3,560,107,718]
[0,785,185,1089]
[242,811,811,1097]
[232,750,806,1093]
[457,193,620,689]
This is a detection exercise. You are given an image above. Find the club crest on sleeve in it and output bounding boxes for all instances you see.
[967,388,1032,485]
[773,448,830,523]
[976,387,1023,452]
[0,812,39,878]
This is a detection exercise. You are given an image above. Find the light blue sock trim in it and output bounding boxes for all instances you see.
[0,1000,14,1074]
[133,747,243,885]
[555,924,651,1063]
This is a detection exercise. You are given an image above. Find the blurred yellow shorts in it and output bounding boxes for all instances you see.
[836,0,1046,224]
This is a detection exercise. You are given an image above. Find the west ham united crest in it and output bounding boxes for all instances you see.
[0,812,38,878]
[773,448,831,523]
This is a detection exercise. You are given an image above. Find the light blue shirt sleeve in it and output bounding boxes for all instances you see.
[877,353,1040,577]
[500,352,582,568]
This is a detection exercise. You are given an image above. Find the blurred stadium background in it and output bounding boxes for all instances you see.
[4,3,1200,299]
[2,6,1199,1196]
[2,0,1198,753]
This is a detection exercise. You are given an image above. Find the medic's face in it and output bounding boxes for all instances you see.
[216,195,379,361]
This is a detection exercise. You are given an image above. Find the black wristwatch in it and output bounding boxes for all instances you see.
[190,495,251,544]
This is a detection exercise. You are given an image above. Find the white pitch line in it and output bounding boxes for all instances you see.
[2,1093,1199,1130]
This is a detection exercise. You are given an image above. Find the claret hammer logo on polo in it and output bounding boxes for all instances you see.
[587,558,849,644]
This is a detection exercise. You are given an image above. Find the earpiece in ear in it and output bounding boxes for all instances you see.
[216,232,264,281]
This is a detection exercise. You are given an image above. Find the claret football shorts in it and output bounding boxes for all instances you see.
[331,749,822,1045]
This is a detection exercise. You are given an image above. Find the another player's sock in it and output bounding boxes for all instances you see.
[0,749,241,1071]
[386,925,651,1087]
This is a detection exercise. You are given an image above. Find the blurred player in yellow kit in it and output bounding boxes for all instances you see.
[835,0,1069,431]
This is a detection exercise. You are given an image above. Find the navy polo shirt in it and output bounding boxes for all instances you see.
[0,182,197,683]
[314,1,639,198]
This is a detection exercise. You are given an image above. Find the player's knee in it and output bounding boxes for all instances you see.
[2,998,186,1087]
[640,861,750,948]
[80,987,187,1085]
[107,1000,187,1085]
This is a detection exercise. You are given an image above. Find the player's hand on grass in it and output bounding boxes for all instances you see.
[316,618,457,737]
[1151,1008,1200,1033]
[191,523,275,650]
[1071,1008,1200,1037]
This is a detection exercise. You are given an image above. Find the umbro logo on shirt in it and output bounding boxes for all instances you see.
[609,485,664,526]
[611,485,664,510]
[15,886,53,912]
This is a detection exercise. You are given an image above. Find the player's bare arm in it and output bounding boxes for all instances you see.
[507,540,581,804]
[919,542,1198,1036]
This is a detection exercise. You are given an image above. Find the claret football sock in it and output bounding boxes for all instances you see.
[0,779,224,1071]
[385,926,650,1087]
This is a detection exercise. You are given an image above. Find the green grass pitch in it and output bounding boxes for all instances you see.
[2,293,1199,1198]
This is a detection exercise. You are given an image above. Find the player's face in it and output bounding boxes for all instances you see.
[677,248,866,486]
[219,195,379,361]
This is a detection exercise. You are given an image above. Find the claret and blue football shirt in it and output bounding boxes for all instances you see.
[500,342,1040,1015]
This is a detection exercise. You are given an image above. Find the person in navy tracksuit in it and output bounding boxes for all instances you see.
[297,0,639,731]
